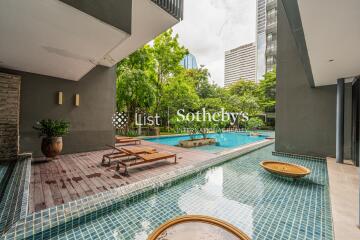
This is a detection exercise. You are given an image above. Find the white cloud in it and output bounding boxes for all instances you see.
[172,0,256,86]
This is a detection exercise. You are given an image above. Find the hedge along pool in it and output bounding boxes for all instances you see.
[144,132,268,153]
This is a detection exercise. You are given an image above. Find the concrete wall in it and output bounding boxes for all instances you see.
[0,73,20,161]
[275,1,352,158]
[0,66,116,157]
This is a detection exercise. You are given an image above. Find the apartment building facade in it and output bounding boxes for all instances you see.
[256,0,277,81]
[224,43,257,87]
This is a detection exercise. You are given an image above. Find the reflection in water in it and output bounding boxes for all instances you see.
[54,145,332,240]
[178,167,255,237]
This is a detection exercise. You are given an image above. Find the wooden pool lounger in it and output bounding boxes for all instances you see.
[116,152,177,175]
[115,136,141,145]
[102,145,155,165]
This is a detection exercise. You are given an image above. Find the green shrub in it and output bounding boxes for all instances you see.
[246,117,265,130]
[33,119,70,138]
[117,129,139,137]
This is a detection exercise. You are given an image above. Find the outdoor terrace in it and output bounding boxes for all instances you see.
[29,141,217,213]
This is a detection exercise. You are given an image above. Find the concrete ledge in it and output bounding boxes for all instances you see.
[327,157,360,240]
[3,139,273,239]
[0,154,31,234]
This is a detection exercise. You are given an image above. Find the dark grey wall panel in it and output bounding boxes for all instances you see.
[275,0,352,158]
[280,0,314,87]
[0,66,116,157]
[60,0,132,34]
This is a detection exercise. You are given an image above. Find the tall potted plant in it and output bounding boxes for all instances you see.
[33,119,70,158]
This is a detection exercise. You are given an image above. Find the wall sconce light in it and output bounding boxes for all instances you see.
[58,91,63,105]
[75,94,80,107]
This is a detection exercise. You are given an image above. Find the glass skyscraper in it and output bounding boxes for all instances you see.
[256,0,277,81]
[265,0,277,72]
[256,0,266,82]
[180,53,198,69]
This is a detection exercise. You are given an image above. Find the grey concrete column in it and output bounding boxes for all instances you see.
[336,78,345,163]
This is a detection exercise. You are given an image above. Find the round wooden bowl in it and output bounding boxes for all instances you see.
[260,161,311,179]
[147,215,251,240]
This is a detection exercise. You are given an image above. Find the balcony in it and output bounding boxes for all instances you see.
[266,0,277,11]
[266,21,277,34]
[151,0,184,20]
[266,46,277,56]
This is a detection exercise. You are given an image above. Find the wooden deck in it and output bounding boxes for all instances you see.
[29,141,216,213]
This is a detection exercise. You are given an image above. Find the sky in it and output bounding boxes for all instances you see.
[172,0,256,87]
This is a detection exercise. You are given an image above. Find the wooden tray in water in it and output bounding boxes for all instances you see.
[260,161,311,178]
[147,215,251,240]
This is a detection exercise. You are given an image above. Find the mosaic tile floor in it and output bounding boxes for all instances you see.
[0,164,9,183]
[52,145,333,240]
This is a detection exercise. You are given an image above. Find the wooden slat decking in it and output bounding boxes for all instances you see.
[29,141,216,213]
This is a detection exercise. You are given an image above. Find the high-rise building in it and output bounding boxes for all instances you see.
[180,53,198,69]
[256,0,277,81]
[224,42,257,87]
[256,0,266,81]
[265,0,277,72]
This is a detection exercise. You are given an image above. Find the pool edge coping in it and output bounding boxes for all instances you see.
[139,130,269,140]
[3,139,274,239]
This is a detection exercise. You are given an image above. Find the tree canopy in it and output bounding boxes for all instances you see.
[116,29,276,131]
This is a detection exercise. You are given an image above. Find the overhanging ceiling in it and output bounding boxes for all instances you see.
[298,0,360,86]
[98,0,179,66]
[0,0,179,81]
[0,0,129,81]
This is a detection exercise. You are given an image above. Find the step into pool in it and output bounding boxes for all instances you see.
[145,132,268,153]
[50,144,333,240]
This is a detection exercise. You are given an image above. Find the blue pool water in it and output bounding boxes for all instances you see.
[145,132,268,153]
[53,145,333,240]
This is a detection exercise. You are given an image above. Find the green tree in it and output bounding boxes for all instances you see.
[115,29,276,132]
[246,117,265,130]
[228,79,259,97]
[184,67,218,98]
[258,68,276,112]
[153,29,188,112]
[225,79,263,118]
[116,46,156,126]
[223,91,261,117]
[200,98,223,112]
[161,73,200,117]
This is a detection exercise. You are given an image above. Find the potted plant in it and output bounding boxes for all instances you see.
[33,119,70,158]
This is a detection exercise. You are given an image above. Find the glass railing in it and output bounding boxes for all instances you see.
[151,0,184,20]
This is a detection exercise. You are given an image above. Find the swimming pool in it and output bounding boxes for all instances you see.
[145,132,268,153]
[50,144,333,240]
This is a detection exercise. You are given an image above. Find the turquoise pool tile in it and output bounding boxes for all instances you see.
[145,132,267,153]
[45,144,333,240]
